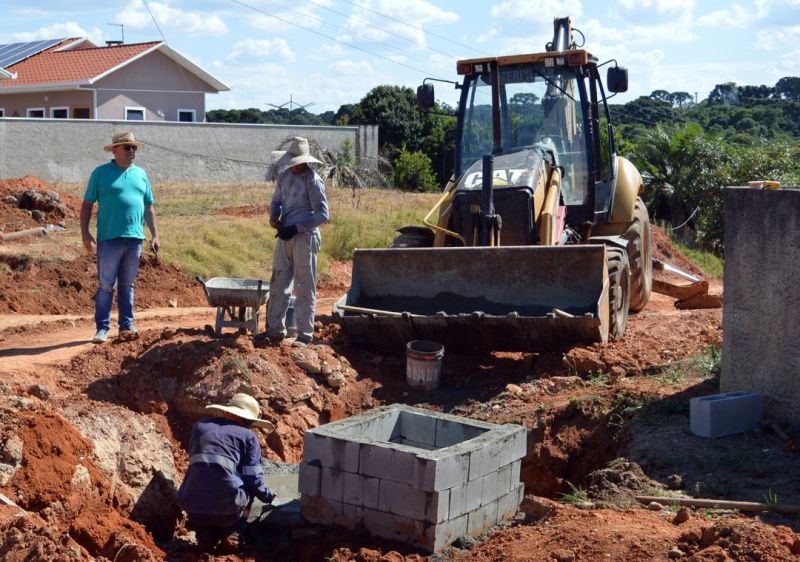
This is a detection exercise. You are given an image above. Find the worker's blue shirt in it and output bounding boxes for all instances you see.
[270,167,329,232]
[176,418,274,517]
[83,160,154,241]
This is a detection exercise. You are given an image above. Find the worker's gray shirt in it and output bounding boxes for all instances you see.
[270,167,329,233]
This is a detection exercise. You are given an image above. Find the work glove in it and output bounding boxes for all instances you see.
[276,224,298,241]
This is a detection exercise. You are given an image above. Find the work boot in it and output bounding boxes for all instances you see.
[217,531,242,554]
[92,329,109,344]
[264,329,286,343]
[292,335,312,348]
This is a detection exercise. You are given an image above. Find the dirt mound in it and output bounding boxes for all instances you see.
[676,519,800,560]
[0,253,206,314]
[651,225,708,278]
[585,458,666,509]
[0,176,82,232]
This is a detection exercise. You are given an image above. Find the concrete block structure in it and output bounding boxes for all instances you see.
[722,187,800,422]
[690,391,764,437]
[299,405,526,552]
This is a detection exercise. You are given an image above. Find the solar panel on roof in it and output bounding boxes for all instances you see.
[0,38,65,69]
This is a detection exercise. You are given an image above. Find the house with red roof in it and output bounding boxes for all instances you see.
[0,38,228,121]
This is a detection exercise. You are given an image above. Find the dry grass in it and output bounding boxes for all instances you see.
[54,181,440,281]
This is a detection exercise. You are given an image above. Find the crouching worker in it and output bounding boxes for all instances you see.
[177,393,276,553]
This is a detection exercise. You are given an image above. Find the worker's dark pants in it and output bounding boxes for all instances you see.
[187,511,247,549]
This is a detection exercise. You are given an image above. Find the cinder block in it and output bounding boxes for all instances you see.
[361,444,417,484]
[303,433,360,472]
[499,426,528,467]
[467,500,498,535]
[690,391,764,437]
[435,418,486,448]
[321,467,344,502]
[300,494,342,525]
[468,436,504,481]
[425,489,449,523]
[496,483,524,523]
[432,513,468,552]
[341,503,364,529]
[298,462,321,496]
[378,479,430,520]
[431,451,470,491]
[510,459,521,487]
[362,507,426,545]
[480,471,500,506]
[343,472,379,506]
[496,463,513,497]
[398,411,437,448]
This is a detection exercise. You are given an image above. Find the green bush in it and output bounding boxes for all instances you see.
[392,149,439,192]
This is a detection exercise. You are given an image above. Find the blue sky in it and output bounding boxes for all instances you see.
[2,0,799,112]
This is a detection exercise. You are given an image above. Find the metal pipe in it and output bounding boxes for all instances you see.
[338,304,421,318]
[635,495,800,515]
[480,154,494,246]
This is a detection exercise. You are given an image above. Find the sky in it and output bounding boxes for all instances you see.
[2,0,800,113]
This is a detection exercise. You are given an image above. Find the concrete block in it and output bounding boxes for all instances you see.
[298,462,321,496]
[321,467,344,502]
[435,418,487,448]
[499,426,528,467]
[497,483,524,523]
[431,451,470,491]
[362,507,426,546]
[467,500,498,535]
[480,472,500,506]
[343,472,379,506]
[303,433,360,472]
[378,479,435,521]
[510,459,521,487]
[341,503,363,529]
[690,391,764,437]
[300,494,342,525]
[425,489,449,524]
[398,411,437,448]
[432,513,469,552]
[496,463,513,497]
[468,435,504,481]
[360,443,417,484]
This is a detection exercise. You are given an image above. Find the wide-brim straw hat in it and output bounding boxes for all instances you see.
[276,136,321,167]
[206,393,275,430]
[104,131,144,152]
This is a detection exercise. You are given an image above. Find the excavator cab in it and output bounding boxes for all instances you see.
[333,18,652,352]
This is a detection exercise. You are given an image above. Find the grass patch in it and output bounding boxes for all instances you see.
[57,181,440,281]
[557,481,590,504]
[671,239,724,279]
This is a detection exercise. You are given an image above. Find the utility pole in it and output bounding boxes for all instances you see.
[267,94,315,113]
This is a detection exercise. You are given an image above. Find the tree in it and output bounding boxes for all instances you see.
[334,104,357,125]
[708,82,739,105]
[649,90,672,104]
[671,92,693,108]
[775,76,800,100]
[350,85,425,153]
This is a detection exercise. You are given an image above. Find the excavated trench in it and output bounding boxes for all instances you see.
[1,322,641,560]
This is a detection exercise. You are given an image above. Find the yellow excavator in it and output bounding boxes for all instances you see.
[333,18,658,352]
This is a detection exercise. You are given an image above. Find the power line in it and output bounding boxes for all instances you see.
[230,0,443,79]
[336,0,490,57]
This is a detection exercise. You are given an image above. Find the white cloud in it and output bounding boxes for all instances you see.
[228,38,295,62]
[491,0,583,21]
[11,22,105,44]
[328,59,373,75]
[617,0,693,13]
[249,5,324,34]
[696,4,749,28]
[755,26,800,51]
[370,0,459,25]
[116,0,227,37]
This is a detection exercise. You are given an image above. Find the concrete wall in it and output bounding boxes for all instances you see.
[0,118,378,184]
[722,186,800,422]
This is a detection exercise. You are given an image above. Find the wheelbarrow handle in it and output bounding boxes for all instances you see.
[196,276,211,300]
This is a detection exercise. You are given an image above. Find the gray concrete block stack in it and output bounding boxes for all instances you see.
[298,404,527,552]
[690,391,764,437]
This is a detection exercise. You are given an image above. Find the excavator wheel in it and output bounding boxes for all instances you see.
[623,197,653,312]
[607,246,631,339]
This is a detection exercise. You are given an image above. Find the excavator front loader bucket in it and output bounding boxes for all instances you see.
[333,245,610,352]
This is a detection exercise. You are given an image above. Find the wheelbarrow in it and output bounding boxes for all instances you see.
[197,277,269,336]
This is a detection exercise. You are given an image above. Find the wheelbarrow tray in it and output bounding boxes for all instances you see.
[201,277,269,308]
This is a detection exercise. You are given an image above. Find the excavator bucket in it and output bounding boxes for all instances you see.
[333,245,610,352]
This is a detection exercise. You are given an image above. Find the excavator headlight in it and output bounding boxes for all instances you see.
[545,58,555,67]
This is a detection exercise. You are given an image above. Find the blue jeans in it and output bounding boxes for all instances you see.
[95,238,142,331]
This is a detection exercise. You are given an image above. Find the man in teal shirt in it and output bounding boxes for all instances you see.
[81,132,160,344]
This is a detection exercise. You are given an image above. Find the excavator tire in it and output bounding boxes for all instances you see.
[623,197,653,312]
[607,246,631,339]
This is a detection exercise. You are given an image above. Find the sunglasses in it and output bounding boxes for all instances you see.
[119,144,138,151]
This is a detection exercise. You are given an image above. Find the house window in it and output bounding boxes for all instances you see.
[125,106,145,120]
[27,108,45,118]
[177,109,196,122]
[73,107,91,119]
[51,107,68,119]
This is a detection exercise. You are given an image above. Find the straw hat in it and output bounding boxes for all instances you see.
[205,393,275,430]
[275,136,321,168]
[103,131,144,152]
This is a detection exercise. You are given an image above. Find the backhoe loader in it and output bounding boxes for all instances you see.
[333,17,654,352]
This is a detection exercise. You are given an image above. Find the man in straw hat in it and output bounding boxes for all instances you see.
[177,393,277,553]
[265,136,329,347]
[80,131,160,344]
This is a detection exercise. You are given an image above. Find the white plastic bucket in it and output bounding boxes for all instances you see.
[406,340,444,391]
